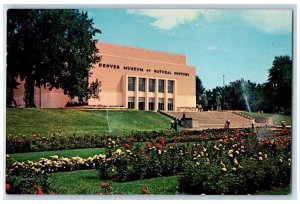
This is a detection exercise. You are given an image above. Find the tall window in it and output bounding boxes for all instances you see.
[149,79,155,92]
[168,80,174,93]
[148,97,155,111]
[168,98,173,111]
[128,97,135,109]
[158,80,165,93]
[158,98,164,111]
[139,78,145,92]
[138,97,145,110]
[128,77,135,91]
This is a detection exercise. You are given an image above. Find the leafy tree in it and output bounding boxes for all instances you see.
[214,93,222,110]
[195,75,205,105]
[200,94,208,111]
[7,9,101,107]
[264,55,292,113]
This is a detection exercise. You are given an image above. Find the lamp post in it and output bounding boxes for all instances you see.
[223,75,225,109]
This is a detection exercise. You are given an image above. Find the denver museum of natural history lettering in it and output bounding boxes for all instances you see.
[12,42,196,111]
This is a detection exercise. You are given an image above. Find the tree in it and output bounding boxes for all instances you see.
[215,93,222,110]
[200,94,208,110]
[195,75,205,105]
[265,55,292,113]
[7,9,101,107]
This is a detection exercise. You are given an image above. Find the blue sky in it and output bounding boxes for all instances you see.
[85,9,292,90]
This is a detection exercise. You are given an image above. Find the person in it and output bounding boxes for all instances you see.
[170,120,174,130]
[264,120,268,128]
[281,121,286,129]
[225,118,230,129]
[251,119,255,129]
[174,119,178,131]
[170,119,178,131]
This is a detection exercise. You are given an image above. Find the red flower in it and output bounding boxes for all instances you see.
[158,137,165,145]
[50,192,56,195]
[101,181,108,188]
[124,143,131,150]
[6,183,10,191]
[156,144,163,149]
[36,187,44,195]
[98,192,103,195]
[146,142,153,149]
[141,187,149,194]
[105,191,110,195]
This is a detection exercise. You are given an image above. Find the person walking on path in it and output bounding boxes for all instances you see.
[251,119,255,129]
[224,118,230,129]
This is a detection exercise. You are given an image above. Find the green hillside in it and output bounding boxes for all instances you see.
[6,108,174,136]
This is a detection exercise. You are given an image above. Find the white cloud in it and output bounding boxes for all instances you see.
[127,9,201,30]
[207,46,217,51]
[241,10,292,34]
[127,9,292,34]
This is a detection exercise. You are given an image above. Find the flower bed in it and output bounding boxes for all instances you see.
[6,128,291,194]
[7,128,289,153]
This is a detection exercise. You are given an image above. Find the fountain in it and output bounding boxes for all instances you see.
[240,80,251,112]
[106,110,112,133]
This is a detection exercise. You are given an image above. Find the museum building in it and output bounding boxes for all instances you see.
[12,42,196,111]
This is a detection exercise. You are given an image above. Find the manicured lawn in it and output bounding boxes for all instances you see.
[6,108,175,136]
[242,112,292,126]
[9,148,106,162]
[49,169,290,195]
[49,169,179,195]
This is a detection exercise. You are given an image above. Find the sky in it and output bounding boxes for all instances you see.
[85,9,292,90]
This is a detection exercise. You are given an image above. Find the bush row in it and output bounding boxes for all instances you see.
[7,128,287,153]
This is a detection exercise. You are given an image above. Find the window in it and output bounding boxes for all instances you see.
[168,80,174,93]
[128,97,135,109]
[138,97,145,110]
[158,98,164,111]
[128,77,135,91]
[149,79,155,92]
[168,98,173,111]
[139,78,145,92]
[158,80,165,93]
[148,97,155,111]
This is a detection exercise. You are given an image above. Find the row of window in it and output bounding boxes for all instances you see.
[128,97,174,111]
[128,77,174,93]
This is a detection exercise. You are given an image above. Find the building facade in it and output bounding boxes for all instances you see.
[12,42,196,111]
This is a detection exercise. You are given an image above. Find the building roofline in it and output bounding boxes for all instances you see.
[96,41,186,57]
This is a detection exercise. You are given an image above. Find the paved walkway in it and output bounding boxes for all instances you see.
[163,111,262,129]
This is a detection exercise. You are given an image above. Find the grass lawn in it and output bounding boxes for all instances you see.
[49,169,290,195]
[49,169,179,195]
[9,147,106,162]
[6,108,175,136]
[242,112,292,126]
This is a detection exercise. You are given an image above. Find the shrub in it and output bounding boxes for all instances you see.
[6,156,52,194]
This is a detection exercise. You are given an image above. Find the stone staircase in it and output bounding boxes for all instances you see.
[162,111,260,129]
